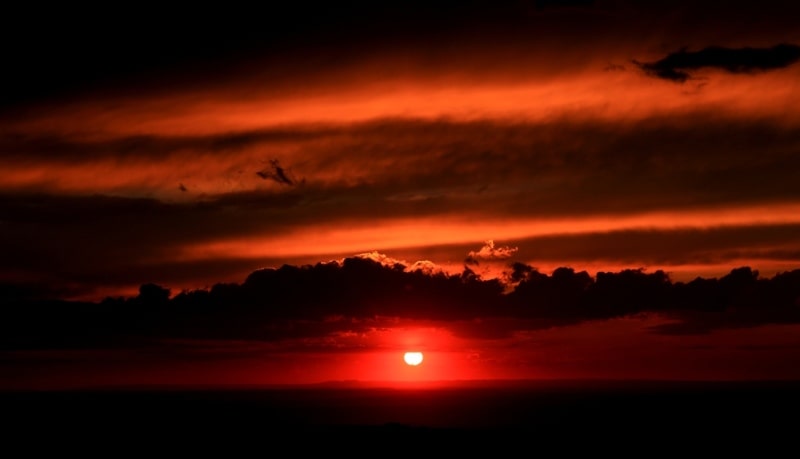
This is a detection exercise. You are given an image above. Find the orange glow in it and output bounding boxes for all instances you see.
[173,201,800,261]
[348,351,489,384]
[4,4,800,392]
[3,66,799,141]
[6,318,800,390]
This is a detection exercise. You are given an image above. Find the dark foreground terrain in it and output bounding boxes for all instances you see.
[3,380,799,453]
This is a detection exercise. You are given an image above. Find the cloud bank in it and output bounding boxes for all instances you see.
[3,258,799,351]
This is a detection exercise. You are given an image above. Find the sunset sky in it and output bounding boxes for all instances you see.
[2,1,800,388]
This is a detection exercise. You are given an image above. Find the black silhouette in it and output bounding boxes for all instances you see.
[2,259,799,350]
[256,159,300,186]
[636,44,800,82]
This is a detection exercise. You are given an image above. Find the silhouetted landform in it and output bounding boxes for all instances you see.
[637,43,800,82]
[3,381,800,450]
[2,258,799,350]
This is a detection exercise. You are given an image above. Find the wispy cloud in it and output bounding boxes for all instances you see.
[256,159,304,186]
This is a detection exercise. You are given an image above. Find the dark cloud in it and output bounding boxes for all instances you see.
[647,268,800,335]
[256,159,303,186]
[0,282,82,303]
[636,44,800,82]
[2,259,799,350]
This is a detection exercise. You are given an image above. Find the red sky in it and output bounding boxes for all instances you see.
[1,1,800,387]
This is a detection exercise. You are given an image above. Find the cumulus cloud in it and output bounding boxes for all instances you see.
[353,251,446,275]
[465,240,519,265]
[353,251,406,268]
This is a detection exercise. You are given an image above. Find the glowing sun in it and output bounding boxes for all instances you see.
[403,352,424,366]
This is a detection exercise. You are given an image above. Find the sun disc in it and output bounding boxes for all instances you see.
[403,351,423,366]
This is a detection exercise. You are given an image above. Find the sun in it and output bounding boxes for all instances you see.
[403,351,423,366]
